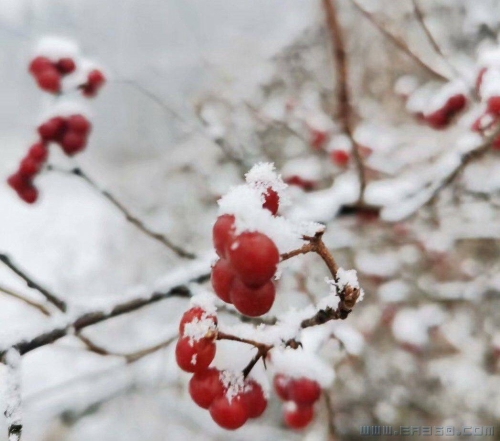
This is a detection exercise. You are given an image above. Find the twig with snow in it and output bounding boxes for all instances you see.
[47,166,196,259]
[3,349,22,441]
[0,284,51,316]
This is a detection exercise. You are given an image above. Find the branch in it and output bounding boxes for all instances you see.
[47,166,195,260]
[0,284,51,316]
[0,254,66,312]
[410,0,463,80]
[3,349,22,441]
[349,0,448,81]
[427,124,500,205]
[0,271,210,359]
[77,333,177,363]
[322,0,367,200]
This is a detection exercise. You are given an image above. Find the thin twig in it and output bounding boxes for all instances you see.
[410,0,462,80]
[322,0,367,201]
[0,284,51,316]
[349,0,448,81]
[323,391,336,440]
[0,254,67,312]
[47,166,195,259]
[0,271,210,359]
[427,124,500,205]
[77,333,177,363]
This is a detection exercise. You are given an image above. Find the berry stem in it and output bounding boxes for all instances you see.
[0,253,67,312]
[47,166,196,259]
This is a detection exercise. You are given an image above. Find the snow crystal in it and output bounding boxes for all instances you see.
[219,370,250,402]
[182,311,217,343]
[245,162,290,207]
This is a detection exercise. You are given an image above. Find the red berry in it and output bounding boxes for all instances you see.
[446,94,466,112]
[240,380,267,418]
[425,108,449,129]
[38,117,66,141]
[7,173,29,192]
[175,337,216,373]
[67,114,91,134]
[28,143,48,162]
[179,307,216,335]
[310,129,328,150]
[211,259,234,303]
[19,157,40,177]
[209,395,249,430]
[20,186,39,204]
[330,150,350,166]
[274,374,291,401]
[189,368,225,409]
[227,231,279,288]
[88,69,106,87]
[60,131,86,155]
[284,176,315,191]
[283,403,314,429]
[493,134,500,151]
[487,96,500,115]
[212,214,235,258]
[29,56,52,75]
[230,279,275,317]
[288,378,321,406]
[36,67,61,93]
[56,58,76,74]
[263,187,279,215]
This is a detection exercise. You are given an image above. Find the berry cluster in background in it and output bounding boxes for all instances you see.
[7,37,106,204]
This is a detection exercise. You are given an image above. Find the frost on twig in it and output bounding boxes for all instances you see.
[3,349,22,441]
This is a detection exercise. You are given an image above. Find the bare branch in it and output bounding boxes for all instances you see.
[322,0,367,200]
[0,284,51,316]
[410,0,463,80]
[349,0,449,81]
[0,254,67,312]
[47,166,195,259]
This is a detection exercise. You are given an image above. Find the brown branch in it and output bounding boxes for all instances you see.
[47,166,195,259]
[0,284,51,316]
[322,0,366,202]
[0,271,210,359]
[410,0,463,80]
[323,391,336,440]
[349,0,448,81]
[77,332,177,363]
[427,124,500,205]
[0,254,67,312]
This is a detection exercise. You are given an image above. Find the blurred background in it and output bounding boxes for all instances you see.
[0,0,500,439]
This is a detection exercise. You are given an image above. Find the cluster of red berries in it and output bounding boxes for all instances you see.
[29,56,76,94]
[211,189,280,317]
[421,94,467,129]
[175,307,267,430]
[38,114,92,156]
[28,55,105,97]
[7,114,91,204]
[273,373,321,429]
[7,143,48,203]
